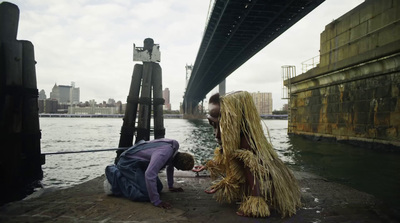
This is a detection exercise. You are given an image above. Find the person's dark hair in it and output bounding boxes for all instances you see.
[173,152,194,170]
[209,93,220,105]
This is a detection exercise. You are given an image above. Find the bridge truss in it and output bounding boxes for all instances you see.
[183,0,325,114]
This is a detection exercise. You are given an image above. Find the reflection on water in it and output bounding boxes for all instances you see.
[164,118,217,164]
[184,119,218,165]
[286,134,400,209]
[40,118,400,211]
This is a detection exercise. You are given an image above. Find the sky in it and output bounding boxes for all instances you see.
[8,0,364,111]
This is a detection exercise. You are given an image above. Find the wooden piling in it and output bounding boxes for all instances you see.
[0,2,42,204]
[136,62,153,142]
[117,64,143,159]
[21,40,42,183]
[116,38,165,162]
[152,63,165,139]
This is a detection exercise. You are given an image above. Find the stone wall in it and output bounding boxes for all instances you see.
[320,0,400,70]
[287,0,400,149]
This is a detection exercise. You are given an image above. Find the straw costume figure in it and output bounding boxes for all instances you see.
[193,91,301,218]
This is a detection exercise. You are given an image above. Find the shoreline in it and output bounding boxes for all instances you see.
[0,170,397,222]
[38,114,288,119]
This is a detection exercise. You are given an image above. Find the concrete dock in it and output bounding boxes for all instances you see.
[0,170,397,223]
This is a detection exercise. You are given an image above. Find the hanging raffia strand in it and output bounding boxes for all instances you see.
[206,147,225,179]
[206,147,245,203]
[239,196,270,218]
[212,175,241,203]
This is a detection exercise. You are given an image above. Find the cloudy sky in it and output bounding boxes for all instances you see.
[8,0,364,110]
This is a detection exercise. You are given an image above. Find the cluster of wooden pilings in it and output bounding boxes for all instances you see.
[0,2,43,204]
[116,38,165,161]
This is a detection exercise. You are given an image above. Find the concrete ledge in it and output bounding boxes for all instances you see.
[0,170,396,222]
[284,40,400,86]
[290,131,400,151]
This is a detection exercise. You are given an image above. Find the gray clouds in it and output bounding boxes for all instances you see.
[9,0,363,110]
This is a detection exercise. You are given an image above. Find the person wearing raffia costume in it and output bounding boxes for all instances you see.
[193,91,301,218]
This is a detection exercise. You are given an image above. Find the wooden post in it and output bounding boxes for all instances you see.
[116,64,143,159]
[136,62,153,142]
[0,2,42,203]
[0,2,23,203]
[116,38,165,163]
[152,63,165,139]
[21,40,42,183]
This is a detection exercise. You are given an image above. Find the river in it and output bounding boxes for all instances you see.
[39,117,400,212]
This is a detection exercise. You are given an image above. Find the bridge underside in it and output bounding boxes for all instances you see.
[183,0,325,113]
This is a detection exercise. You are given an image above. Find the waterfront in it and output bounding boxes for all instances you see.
[39,117,400,213]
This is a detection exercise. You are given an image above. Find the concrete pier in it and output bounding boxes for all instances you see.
[0,170,397,222]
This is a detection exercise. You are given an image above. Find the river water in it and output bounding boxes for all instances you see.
[39,117,400,211]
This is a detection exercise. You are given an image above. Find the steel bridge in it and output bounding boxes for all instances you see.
[183,0,325,114]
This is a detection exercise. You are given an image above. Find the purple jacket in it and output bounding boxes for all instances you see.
[125,139,179,206]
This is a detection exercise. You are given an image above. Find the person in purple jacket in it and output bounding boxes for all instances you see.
[104,138,194,209]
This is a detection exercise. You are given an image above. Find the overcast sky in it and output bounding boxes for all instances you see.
[8,0,364,111]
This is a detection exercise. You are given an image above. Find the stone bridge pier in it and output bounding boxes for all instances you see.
[285,0,400,150]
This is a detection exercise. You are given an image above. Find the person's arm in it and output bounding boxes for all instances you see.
[145,147,174,207]
[166,154,185,192]
[166,164,174,188]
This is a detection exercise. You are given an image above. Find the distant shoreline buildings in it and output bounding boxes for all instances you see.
[38,82,123,114]
[163,88,171,111]
[38,82,280,116]
[49,82,80,105]
[38,82,175,115]
[250,92,273,115]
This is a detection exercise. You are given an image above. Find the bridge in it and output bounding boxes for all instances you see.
[183,0,325,114]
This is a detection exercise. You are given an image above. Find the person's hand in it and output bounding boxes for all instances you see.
[192,165,206,172]
[205,188,217,194]
[169,187,184,192]
[156,201,172,209]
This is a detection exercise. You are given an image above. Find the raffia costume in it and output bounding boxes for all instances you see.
[206,91,301,217]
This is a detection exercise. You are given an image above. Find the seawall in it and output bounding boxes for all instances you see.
[286,0,400,150]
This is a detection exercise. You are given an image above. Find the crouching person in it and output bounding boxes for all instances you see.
[104,138,194,209]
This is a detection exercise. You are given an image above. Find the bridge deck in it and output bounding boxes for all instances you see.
[184,0,325,112]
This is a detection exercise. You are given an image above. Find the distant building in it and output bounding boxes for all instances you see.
[69,106,120,115]
[116,101,123,114]
[38,99,58,114]
[107,98,116,106]
[282,104,289,111]
[163,88,171,111]
[250,92,273,115]
[38,100,44,113]
[38,89,46,100]
[50,82,80,105]
[45,99,58,113]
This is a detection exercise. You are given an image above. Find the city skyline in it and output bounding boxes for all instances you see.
[10,0,364,110]
[40,82,278,112]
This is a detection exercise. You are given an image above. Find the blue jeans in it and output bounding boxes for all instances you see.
[105,158,163,201]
